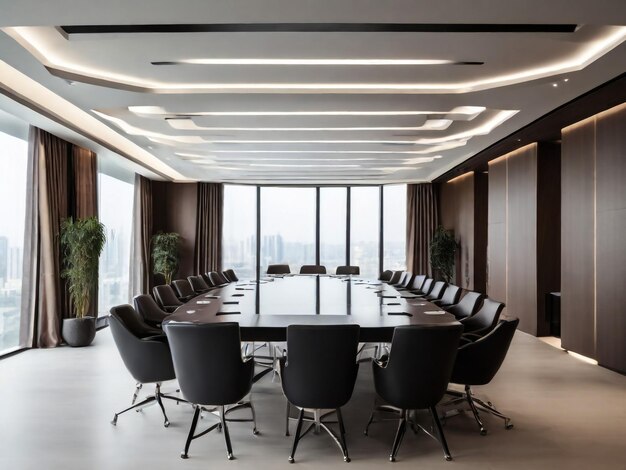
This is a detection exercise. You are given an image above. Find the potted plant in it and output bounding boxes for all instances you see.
[152,231,181,284]
[60,216,106,347]
[430,226,457,283]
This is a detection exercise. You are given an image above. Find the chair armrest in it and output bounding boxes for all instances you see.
[373,354,389,369]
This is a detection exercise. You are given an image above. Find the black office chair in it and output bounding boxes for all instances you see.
[365,324,463,462]
[459,298,505,337]
[379,270,393,282]
[280,325,360,463]
[387,271,402,285]
[300,265,327,274]
[433,285,462,308]
[398,272,414,289]
[268,264,291,275]
[412,277,434,296]
[172,279,196,302]
[202,272,216,287]
[336,265,360,275]
[444,318,519,435]
[164,322,257,461]
[406,274,426,292]
[188,275,210,294]
[153,272,166,287]
[134,294,170,328]
[223,269,239,282]
[109,305,181,427]
[392,271,408,287]
[446,291,484,319]
[208,271,230,286]
[423,281,447,301]
[153,285,183,313]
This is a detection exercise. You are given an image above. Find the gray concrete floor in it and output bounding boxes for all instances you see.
[0,329,624,470]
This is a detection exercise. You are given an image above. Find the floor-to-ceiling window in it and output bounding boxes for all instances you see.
[98,173,134,316]
[0,129,28,353]
[320,187,347,274]
[223,185,257,279]
[222,184,406,280]
[350,186,381,279]
[260,187,316,274]
[383,184,407,271]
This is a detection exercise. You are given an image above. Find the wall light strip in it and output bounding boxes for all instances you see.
[157,58,461,66]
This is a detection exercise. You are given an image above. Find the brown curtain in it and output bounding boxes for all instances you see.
[406,183,439,277]
[21,128,99,348]
[130,174,153,296]
[194,182,223,274]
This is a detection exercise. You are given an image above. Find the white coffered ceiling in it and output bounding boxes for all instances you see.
[0,1,625,183]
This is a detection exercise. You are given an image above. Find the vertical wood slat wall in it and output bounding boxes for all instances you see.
[562,102,626,373]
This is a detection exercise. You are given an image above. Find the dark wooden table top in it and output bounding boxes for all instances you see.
[166,275,459,342]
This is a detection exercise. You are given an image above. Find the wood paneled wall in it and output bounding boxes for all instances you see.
[487,143,560,336]
[562,102,626,373]
[152,182,199,279]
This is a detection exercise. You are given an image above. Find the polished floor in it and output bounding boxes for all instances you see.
[1,329,624,470]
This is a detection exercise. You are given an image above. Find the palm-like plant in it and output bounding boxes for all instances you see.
[61,217,106,318]
[430,226,457,283]
[152,231,181,284]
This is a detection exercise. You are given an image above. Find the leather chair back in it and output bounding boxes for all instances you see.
[460,298,505,334]
[267,264,291,275]
[388,271,403,285]
[374,324,463,410]
[153,272,166,287]
[109,305,175,384]
[447,291,484,319]
[281,325,360,409]
[164,322,254,406]
[153,284,183,309]
[172,279,195,299]
[426,281,447,300]
[133,294,169,327]
[439,285,462,305]
[379,270,393,281]
[419,278,434,295]
[188,275,210,293]
[336,266,360,275]
[451,318,519,386]
[223,269,239,282]
[208,271,229,286]
[300,265,327,274]
[410,274,426,291]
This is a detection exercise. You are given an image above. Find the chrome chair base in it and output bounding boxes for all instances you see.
[286,405,350,463]
[181,398,258,460]
[111,382,184,427]
[364,401,452,462]
[442,385,513,435]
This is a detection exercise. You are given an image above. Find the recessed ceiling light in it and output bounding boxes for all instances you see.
[158,58,460,66]
[563,78,569,82]
[552,83,558,87]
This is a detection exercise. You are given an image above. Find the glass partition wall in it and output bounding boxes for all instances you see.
[223,184,407,279]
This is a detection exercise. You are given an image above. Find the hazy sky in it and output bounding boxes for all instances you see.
[0,131,28,247]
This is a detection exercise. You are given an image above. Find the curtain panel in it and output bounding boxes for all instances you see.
[194,182,223,274]
[21,127,98,348]
[129,174,153,297]
[406,183,439,277]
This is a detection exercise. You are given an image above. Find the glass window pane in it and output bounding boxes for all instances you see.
[383,184,407,271]
[223,185,257,279]
[0,130,27,353]
[350,187,380,279]
[320,188,347,275]
[98,174,134,316]
[260,187,315,274]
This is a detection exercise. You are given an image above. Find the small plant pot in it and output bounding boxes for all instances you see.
[62,316,96,347]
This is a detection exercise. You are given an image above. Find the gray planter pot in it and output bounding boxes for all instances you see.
[62,316,96,347]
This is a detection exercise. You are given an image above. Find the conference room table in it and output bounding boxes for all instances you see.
[166,275,459,343]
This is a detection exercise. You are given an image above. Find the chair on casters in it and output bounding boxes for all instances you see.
[459,298,504,337]
[365,324,463,462]
[422,281,447,301]
[336,265,360,275]
[172,279,196,302]
[133,294,170,328]
[443,318,519,435]
[153,284,183,313]
[164,322,257,461]
[280,324,360,463]
[379,270,393,282]
[387,271,403,285]
[223,269,239,282]
[208,271,230,286]
[446,291,484,319]
[412,278,434,296]
[108,305,182,428]
[299,265,327,274]
[432,285,462,308]
[267,264,291,275]
[188,275,210,294]
[405,274,426,292]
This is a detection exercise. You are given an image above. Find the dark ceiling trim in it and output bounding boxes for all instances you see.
[433,72,626,183]
[60,23,578,35]
[151,60,484,66]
